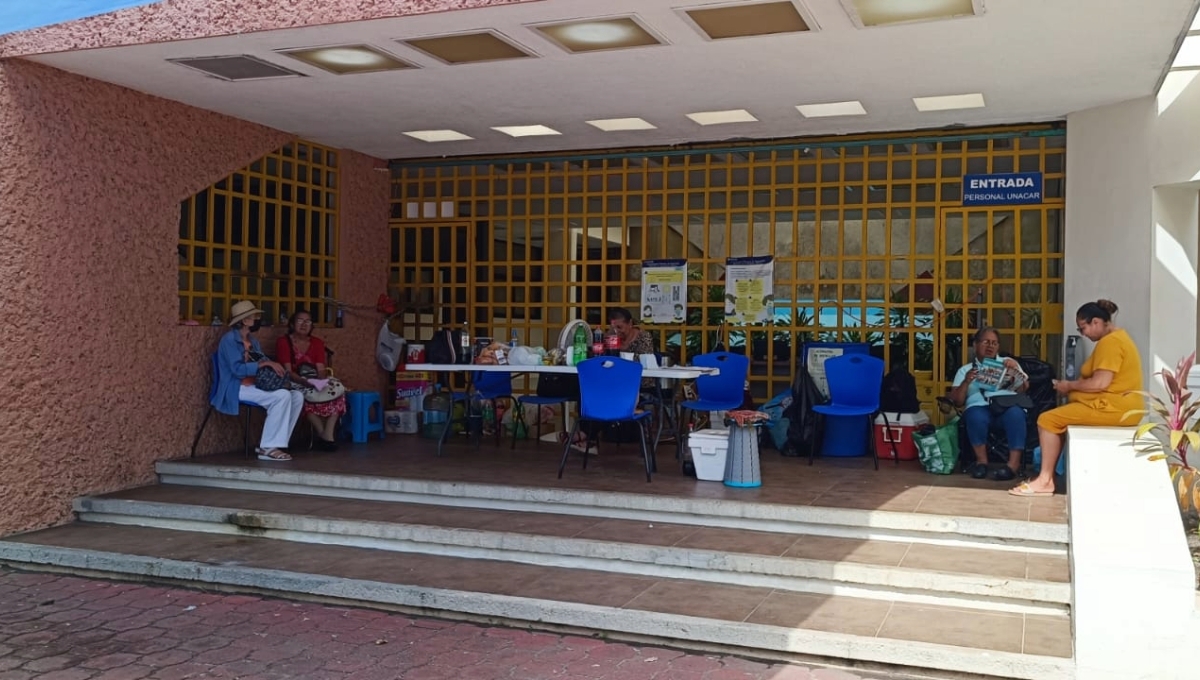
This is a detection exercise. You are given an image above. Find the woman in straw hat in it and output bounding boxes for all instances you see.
[212,300,304,461]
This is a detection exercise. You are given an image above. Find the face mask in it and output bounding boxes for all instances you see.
[249,320,263,332]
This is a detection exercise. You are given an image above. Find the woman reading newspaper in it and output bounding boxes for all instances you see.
[949,327,1030,481]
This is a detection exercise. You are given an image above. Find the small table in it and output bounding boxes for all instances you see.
[406,362,719,455]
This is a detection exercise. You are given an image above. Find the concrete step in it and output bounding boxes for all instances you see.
[154,460,1070,551]
[73,485,1071,616]
[0,523,1074,680]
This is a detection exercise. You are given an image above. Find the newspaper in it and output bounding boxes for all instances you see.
[974,357,1026,392]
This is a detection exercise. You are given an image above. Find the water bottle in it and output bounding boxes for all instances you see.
[510,329,520,349]
[335,308,344,328]
[460,322,472,365]
[468,391,484,437]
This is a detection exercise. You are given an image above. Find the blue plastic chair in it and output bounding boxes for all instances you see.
[190,353,266,458]
[559,357,654,482]
[435,371,516,453]
[810,354,896,470]
[677,352,750,460]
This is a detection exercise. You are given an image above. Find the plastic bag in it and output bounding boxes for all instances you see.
[915,417,960,475]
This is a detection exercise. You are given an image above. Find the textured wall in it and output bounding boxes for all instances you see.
[0,0,535,58]
[0,59,390,535]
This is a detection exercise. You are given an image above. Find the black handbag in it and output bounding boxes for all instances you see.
[248,349,290,391]
[537,372,580,400]
[987,393,1034,415]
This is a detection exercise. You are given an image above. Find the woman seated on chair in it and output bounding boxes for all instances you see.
[1011,299,1143,497]
[213,301,304,461]
[949,327,1030,481]
[276,309,345,452]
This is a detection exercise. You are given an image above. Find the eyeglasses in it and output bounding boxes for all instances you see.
[977,339,999,347]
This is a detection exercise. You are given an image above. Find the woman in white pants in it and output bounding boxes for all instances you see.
[211,301,304,461]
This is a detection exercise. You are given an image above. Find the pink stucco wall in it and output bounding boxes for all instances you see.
[0,0,539,58]
[0,59,391,536]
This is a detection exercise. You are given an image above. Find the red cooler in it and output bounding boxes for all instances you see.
[873,411,930,461]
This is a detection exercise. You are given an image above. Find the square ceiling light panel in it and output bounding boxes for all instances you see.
[277,45,415,74]
[796,100,867,117]
[683,1,811,40]
[492,125,561,137]
[403,129,474,142]
[586,117,657,131]
[913,92,985,111]
[532,17,663,53]
[686,109,758,125]
[842,0,978,28]
[168,55,304,81]
[401,32,534,64]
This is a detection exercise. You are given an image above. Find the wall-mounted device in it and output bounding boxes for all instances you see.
[1064,335,1081,381]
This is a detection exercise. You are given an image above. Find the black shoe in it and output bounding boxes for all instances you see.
[968,462,989,479]
[992,466,1017,482]
[316,437,339,452]
[682,461,697,478]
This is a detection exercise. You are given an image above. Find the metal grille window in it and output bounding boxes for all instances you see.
[389,126,1065,410]
[178,142,339,324]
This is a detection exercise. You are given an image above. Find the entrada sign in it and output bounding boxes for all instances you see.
[962,172,1043,206]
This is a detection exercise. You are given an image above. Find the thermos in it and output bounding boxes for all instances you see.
[1064,335,1080,381]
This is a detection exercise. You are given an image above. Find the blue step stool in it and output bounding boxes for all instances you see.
[344,391,385,443]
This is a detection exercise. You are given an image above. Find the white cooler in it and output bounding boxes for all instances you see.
[688,429,731,482]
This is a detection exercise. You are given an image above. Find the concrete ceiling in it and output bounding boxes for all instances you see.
[24,0,1199,160]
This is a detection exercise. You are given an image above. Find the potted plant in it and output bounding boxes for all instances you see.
[1128,352,1200,527]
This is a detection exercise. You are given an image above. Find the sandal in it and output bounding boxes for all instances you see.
[1008,482,1053,497]
[257,448,292,462]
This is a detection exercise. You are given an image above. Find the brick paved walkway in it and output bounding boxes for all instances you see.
[0,568,923,680]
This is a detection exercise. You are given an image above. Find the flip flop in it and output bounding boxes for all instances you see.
[1008,482,1052,497]
[257,448,292,461]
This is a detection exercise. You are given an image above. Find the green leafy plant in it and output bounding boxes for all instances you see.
[1128,351,1197,470]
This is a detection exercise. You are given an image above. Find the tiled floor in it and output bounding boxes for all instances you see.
[179,429,1069,524]
[102,485,1073,582]
[8,523,1073,658]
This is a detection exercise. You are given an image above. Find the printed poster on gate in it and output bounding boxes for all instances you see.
[724,256,774,325]
[640,259,687,324]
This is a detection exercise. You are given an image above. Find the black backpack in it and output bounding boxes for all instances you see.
[783,365,827,457]
[880,367,921,413]
[428,329,462,365]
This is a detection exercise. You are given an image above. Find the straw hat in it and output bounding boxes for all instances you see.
[228,300,264,327]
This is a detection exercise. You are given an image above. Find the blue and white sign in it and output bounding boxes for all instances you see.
[962,172,1043,206]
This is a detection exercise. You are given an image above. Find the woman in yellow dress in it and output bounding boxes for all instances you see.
[1010,299,1143,496]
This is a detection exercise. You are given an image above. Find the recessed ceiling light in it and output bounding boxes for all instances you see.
[844,0,977,27]
[532,17,662,53]
[585,117,657,131]
[1172,35,1200,69]
[401,32,533,64]
[278,45,414,74]
[168,55,304,81]
[684,1,811,40]
[912,93,985,111]
[492,125,561,137]
[796,100,867,117]
[686,109,758,125]
[402,129,474,142]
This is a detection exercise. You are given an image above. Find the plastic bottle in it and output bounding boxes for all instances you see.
[468,391,484,437]
[510,329,520,349]
[482,399,495,435]
[591,327,604,358]
[573,325,589,366]
[335,308,344,328]
[604,327,621,356]
[460,322,471,365]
